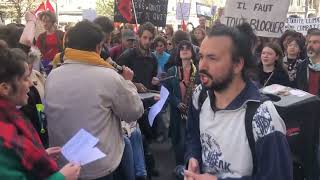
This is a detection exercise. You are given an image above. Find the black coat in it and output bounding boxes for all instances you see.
[20,86,49,148]
[296,59,320,96]
[259,68,290,87]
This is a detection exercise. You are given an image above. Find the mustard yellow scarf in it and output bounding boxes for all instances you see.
[64,48,114,69]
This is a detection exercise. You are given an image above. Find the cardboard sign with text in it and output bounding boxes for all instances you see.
[176,2,191,21]
[114,0,168,27]
[286,17,320,35]
[221,0,290,37]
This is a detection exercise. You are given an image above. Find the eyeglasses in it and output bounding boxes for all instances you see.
[167,42,172,45]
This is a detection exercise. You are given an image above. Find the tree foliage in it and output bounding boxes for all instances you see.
[1,0,41,23]
[96,0,114,18]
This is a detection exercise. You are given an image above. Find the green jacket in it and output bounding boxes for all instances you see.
[0,140,64,180]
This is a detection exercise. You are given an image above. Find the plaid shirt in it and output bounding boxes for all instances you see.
[0,98,58,179]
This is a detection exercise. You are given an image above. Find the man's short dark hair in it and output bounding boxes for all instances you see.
[67,20,104,51]
[172,30,191,46]
[207,24,255,80]
[93,16,114,34]
[39,11,57,23]
[236,23,257,51]
[0,45,26,94]
[138,22,156,38]
[308,29,320,37]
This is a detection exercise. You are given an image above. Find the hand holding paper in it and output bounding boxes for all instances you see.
[61,129,106,165]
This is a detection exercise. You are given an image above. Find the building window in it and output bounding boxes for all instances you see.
[297,0,301,6]
[309,0,316,9]
[290,0,293,5]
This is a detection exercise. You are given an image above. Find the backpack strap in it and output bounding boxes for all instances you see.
[245,101,261,175]
[59,50,65,63]
[198,85,208,109]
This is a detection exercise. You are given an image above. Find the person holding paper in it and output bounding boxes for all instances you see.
[45,20,144,180]
[0,44,80,180]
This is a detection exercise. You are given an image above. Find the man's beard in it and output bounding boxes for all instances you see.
[199,67,234,92]
[139,43,150,51]
[307,47,320,60]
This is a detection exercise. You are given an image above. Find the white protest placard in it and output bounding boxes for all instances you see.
[148,86,169,126]
[176,2,191,21]
[82,9,97,22]
[286,17,320,35]
[196,3,213,18]
[221,0,290,37]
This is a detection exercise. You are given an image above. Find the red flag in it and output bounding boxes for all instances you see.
[34,2,46,16]
[46,0,55,13]
[118,0,132,22]
[182,20,187,31]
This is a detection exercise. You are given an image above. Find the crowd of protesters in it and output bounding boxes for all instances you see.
[0,10,320,180]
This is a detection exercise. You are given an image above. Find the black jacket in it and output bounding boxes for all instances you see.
[296,59,320,96]
[117,48,158,90]
[258,68,290,87]
[20,86,49,148]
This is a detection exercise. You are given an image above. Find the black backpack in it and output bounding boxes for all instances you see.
[197,87,262,175]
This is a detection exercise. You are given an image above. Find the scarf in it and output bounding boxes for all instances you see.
[64,48,114,69]
[179,62,197,103]
[0,98,58,179]
[308,58,320,72]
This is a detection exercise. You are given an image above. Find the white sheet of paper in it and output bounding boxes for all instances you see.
[290,89,307,97]
[77,147,106,165]
[62,129,106,165]
[262,84,287,94]
[148,86,169,126]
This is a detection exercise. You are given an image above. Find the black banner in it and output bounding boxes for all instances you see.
[114,0,169,27]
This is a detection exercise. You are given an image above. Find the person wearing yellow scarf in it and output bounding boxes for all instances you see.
[52,48,114,69]
[45,20,143,180]
[63,48,114,69]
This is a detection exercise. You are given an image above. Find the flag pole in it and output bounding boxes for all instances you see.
[131,0,138,27]
[56,0,59,27]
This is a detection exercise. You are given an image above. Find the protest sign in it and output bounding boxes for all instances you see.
[286,17,320,35]
[176,2,191,21]
[196,3,213,19]
[114,0,169,27]
[82,9,97,22]
[221,0,290,37]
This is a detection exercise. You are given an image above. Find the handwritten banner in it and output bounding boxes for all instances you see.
[114,0,169,27]
[286,17,320,35]
[221,0,290,37]
[176,2,191,21]
[196,3,213,19]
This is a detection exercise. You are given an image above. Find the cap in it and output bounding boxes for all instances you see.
[121,29,136,41]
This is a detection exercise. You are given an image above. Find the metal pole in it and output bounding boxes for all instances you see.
[56,0,59,26]
[131,0,138,25]
[305,0,308,18]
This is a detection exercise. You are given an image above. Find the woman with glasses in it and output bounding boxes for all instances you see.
[283,37,305,88]
[163,40,198,179]
[166,38,174,54]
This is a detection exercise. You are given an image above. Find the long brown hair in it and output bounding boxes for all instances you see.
[260,43,285,71]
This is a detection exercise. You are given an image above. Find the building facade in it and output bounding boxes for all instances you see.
[288,0,320,17]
